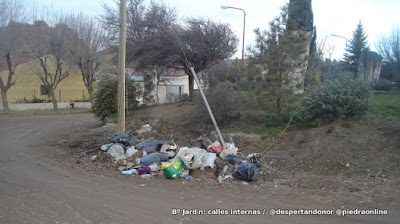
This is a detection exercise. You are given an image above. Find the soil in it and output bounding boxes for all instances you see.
[60,102,400,208]
[1,106,399,223]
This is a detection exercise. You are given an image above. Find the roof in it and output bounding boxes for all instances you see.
[0,57,33,73]
[129,70,203,82]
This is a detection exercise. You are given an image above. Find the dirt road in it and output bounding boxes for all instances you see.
[0,111,398,223]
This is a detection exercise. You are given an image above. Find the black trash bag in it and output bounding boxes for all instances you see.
[136,139,166,153]
[233,162,261,182]
[226,155,246,164]
[111,134,135,146]
[140,153,169,166]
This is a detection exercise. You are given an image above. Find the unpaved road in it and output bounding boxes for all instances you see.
[0,111,399,224]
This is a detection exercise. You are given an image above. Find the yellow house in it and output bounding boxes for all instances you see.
[0,58,90,104]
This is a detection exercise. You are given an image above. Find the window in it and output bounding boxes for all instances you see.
[40,85,49,95]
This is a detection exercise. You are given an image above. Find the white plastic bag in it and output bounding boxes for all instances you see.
[219,142,238,160]
[124,146,137,158]
[201,153,216,168]
[173,147,207,170]
[107,144,125,163]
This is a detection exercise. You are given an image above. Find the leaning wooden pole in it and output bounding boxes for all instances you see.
[117,0,126,135]
[189,67,225,147]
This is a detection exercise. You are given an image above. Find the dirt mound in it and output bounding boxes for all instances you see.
[55,103,400,206]
[267,119,400,177]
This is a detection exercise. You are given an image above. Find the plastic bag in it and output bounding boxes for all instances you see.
[219,142,238,160]
[124,146,137,158]
[173,147,207,170]
[107,144,125,163]
[140,153,169,166]
[136,139,166,153]
[111,134,135,147]
[226,155,246,164]
[233,162,261,182]
[201,153,216,168]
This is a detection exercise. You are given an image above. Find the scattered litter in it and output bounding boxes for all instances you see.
[117,160,135,171]
[140,184,146,187]
[201,153,216,168]
[100,143,114,151]
[226,155,246,164]
[121,169,136,175]
[160,143,179,158]
[247,153,260,162]
[138,165,152,175]
[214,160,222,177]
[218,175,233,183]
[124,146,138,158]
[140,153,169,166]
[180,170,190,177]
[183,175,193,180]
[111,134,135,147]
[219,143,238,160]
[107,144,125,163]
[90,155,97,161]
[233,162,261,182]
[136,139,166,153]
[142,124,153,132]
[174,147,207,170]
[218,165,232,183]
[141,174,152,178]
[149,163,159,172]
[242,181,249,185]
[162,159,186,179]
[207,141,223,154]
[137,124,153,133]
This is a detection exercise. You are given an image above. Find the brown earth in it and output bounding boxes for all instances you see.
[61,102,400,208]
[1,107,399,223]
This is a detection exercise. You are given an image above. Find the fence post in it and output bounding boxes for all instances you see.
[82,89,85,100]
[59,89,61,102]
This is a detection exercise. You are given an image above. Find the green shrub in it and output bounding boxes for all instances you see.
[15,97,51,104]
[372,79,393,91]
[301,78,371,123]
[92,77,139,121]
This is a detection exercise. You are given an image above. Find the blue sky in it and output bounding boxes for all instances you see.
[33,0,400,60]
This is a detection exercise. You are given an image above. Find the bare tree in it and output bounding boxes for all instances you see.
[376,27,400,80]
[0,0,27,112]
[61,13,109,102]
[27,21,77,111]
[101,0,178,105]
[101,1,237,102]
[176,18,238,100]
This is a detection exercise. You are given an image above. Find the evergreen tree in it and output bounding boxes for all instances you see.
[287,0,313,32]
[343,21,370,76]
[250,4,307,123]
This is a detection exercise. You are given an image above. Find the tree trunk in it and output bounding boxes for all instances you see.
[143,69,158,105]
[276,93,283,124]
[88,84,94,103]
[49,88,58,112]
[1,89,10,113]
[188,73,194,101]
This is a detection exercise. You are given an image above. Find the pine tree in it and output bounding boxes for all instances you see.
[287,0,313,32]
[250,4,307,123]
[343,21,370,76]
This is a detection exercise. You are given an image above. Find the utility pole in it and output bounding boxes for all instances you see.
[117,0,126,135]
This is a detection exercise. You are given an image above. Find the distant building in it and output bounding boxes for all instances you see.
[0,58,90,104]
[129,70,202,104]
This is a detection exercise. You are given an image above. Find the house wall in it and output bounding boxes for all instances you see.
[0,60,90,104]
[133,74,200,104]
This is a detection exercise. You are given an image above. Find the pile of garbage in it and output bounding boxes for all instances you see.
[98,127,262,183]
